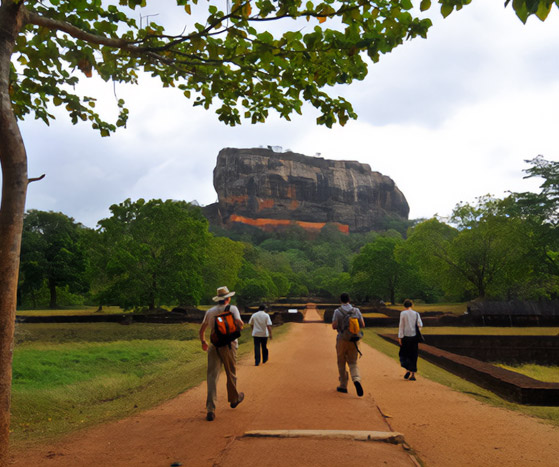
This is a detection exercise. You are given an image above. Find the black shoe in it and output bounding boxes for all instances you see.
[206,412,215,421]
[409,375,416,381]
[336,386,348,393]
[404,372,411,380]
[354,381,364,397]
[230,392,244,408]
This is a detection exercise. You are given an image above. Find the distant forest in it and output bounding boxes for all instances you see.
[17,157,558,310]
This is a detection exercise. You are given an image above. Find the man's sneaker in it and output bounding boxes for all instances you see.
[354,381,364,397]
[206,412,215,421]
[230,392,245,408]
[336,386,348,393]
[404,372,411,380]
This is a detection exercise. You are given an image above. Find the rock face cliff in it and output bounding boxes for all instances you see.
[204,147,409,233]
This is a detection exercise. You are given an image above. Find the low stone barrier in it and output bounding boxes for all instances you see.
[467,300,559,326]
[424,335,559,365]
[380,334,559,406]
[16,309,299,326]
[16,311,198,324]
[323,311,466,327]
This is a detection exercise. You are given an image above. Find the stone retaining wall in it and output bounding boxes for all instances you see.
[424,335,559,365]
[380,334,559,406]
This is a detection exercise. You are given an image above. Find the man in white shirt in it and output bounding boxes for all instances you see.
[248,304,273,366]
[199,286,245,421]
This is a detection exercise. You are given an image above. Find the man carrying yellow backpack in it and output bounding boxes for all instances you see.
[332,293,365,397]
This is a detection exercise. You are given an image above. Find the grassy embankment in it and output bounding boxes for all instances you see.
[385,302,469,315]
[495,363,559,383]
[15,306,127,316]
[360,302,468,318]
[363,327,559,427]
[11,319,291,446]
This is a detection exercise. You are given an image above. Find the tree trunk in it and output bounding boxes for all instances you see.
[48,278,57,309]
[0,2,28,463]
[149,273,156,311]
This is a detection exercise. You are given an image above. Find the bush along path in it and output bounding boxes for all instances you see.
[10,309,559,466]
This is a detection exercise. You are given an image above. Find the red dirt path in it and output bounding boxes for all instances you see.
[9,309,559,466]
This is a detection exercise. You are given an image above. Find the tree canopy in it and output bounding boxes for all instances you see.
[19,210,87,308]
[10,0,436,131]
[2,0,558,462]
[96,198,210,309]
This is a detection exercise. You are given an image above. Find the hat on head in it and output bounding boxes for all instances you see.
[213,286,235,302]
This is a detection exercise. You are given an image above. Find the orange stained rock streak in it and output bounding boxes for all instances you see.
[229,215,349,234]
[224,195,249,204]
[257,199,275,211]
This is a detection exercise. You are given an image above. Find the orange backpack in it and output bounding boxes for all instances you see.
[211,305,242,347]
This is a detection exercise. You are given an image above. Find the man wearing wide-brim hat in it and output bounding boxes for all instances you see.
[199,286,245,421]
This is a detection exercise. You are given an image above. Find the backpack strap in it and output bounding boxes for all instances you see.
[337,307,348,331]
[354,341,362,358]
[348,307,362,357]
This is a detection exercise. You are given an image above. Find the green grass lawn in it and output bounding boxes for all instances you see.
[495,363,559,383]
[363,329,559,427]
[386,303,468,315]
[10,321,291,445]
[361,312,389,318]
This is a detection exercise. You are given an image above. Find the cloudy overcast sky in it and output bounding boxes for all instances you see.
[18,2,559,228]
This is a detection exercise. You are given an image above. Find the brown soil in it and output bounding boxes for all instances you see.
[9,309,559,466]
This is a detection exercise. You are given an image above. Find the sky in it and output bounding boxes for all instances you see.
[17,2,559,229]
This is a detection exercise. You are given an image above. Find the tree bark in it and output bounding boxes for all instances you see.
[149,273,156,311]
[48,278,57,309]
[0,2,28,463]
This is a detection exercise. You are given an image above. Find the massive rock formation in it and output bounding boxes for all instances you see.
[204,147,409,233]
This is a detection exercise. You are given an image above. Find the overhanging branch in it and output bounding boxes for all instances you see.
[28,174,45,184]
[22,9,173,67]
[23,9,131,50]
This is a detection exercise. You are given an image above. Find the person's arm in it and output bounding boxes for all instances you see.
[332,310,339,330]
[357,309,365,328]
[266,315,273,339]
[397,313,405,345]
[199,322,209,351]
[232,306,244,330]
[417,312,423,329]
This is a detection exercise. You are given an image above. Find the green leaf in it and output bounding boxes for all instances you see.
[420,0,432,12]
[400,0,413,10]
[440,4,454,18]
[536,1,553,20]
